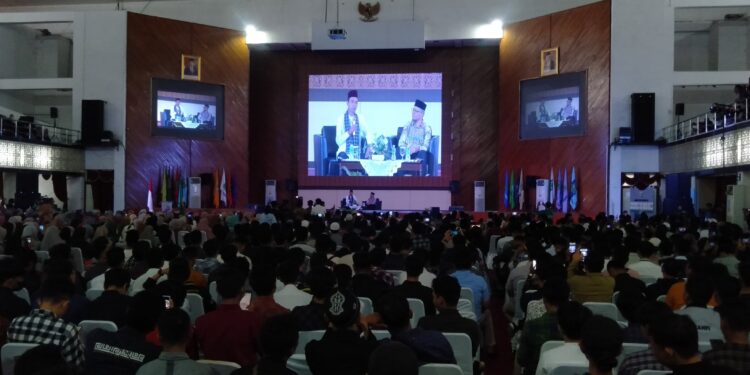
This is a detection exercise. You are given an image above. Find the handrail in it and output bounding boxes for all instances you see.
[661,98,748,144]
[0,117,81,146]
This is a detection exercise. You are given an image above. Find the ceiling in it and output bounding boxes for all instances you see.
[675,6,749,33]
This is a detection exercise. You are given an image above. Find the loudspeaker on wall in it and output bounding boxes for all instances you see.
[81,100,105,146]
[631,93,655,144]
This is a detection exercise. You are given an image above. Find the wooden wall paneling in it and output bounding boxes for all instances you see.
[126,13,249,210]
[499,1,610,216]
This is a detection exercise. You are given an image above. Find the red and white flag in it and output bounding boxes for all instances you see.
[147,178,154,212]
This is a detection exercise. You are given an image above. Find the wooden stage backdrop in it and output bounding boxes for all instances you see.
[125,13,250,210]
[499,0,611,216]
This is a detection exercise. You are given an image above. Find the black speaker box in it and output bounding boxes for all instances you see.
[82,100,105,146]
[50,107,58,119]
[631,93,655,144]
[675,102,685,116]
[449,180,460,193]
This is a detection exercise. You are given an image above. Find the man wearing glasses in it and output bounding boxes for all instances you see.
[398,99,433,176]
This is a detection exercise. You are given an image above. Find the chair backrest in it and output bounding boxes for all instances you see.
[418,363,463,375]
[359,297,374,315]
[457,298,473,315]
[70,247,85,275]
[540,340,565,355]
[513,279,526,321]
[177,230,189,248]
[385,270,407,286]
[443,332,473,375]
[407,298,426,328]
[85,289,104,301]
[459,288,474,307]
[295,330,325,355]
[638,276,658,285]
[583,302,625,323]
[200,231,208,245]
[78,320,118,344]
[698,341,713,353]
[1,343,38,375]
[12,288,30,305]
[488,235,502,255]
[635,371,672,375]
[286,353,312,375]
[372,330,391,340]
[656,295,666,303]
[428,135,440,174]
[183,293,205,323]
[196,360,241,375]
[34,251,49,272]
[548,365,589,375]
[208,281,221,304]
[612,290,620,304]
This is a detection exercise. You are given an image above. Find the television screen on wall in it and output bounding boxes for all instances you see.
[519,71,587,140]
[151,78,225,140]
[307,73,443,177]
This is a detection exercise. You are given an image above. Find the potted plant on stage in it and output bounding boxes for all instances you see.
[371,135,389,161]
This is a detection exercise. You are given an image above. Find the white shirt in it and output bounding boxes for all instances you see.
[311,204,326,216]
[535,342,588,375]
[627,259,662,280]
[273,284,312,310]
[130,268,160,296]
[676,306,723,341]
[88,271,108,291]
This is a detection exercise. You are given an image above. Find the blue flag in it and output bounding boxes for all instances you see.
[570,167,578,211]
[556,169,563,210]
[503,170,509,209]
[549,168,555,206]
[562,168,569,213]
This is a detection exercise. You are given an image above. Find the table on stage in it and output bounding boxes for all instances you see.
[338,159,423,176]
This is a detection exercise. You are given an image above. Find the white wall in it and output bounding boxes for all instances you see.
[675,32,710,71]
[0,0,599,42]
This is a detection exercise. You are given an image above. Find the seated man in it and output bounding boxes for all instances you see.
[398,100,433,176]
[676,276,722,342]
[379,293,455,364]
[84,268,132,327]
[292,267,336,331]
[84,291,162,375]
[8,278,84,369]
[567,250,614,303]
[418,275,481,357]
[233,313,299,375]
[0,258,31,321]
[618,302,672,375]
[136,309,215,375]
[578,316,624,375]
[88,246,126,290]
[364,192,377,208]
[193,267,261,368]
[273,260,312,311]
[392,254,436,316]
[535,301,593,375]
[516,282,568,375]
[343,190,359,210]
[306,289,380,375]
[703,300,750,373]
[247,263,288,326]
[649,313,738,374]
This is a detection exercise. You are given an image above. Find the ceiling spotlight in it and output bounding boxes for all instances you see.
[245,25,268,44]
[474,19,504,39]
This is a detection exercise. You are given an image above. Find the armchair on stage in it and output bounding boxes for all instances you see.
[341,198,382,210]
[314,125,439,177]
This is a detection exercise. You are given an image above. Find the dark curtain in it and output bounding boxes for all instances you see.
[86,170,114,211]
[622,173,660,190]
[51,174,68,209]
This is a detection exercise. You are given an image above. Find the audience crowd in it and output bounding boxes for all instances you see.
[0,201,749,375]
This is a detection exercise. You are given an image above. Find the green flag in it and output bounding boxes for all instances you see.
[509,170,515,210]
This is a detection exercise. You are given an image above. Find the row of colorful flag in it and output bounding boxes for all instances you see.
[146,167,237,212]
[503,167,578,212]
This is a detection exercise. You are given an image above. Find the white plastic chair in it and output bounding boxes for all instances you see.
[385,270,407,286]
[78,320,118,344]
[540,340,565,356]
[612,290,620,304]
[418,363,463,375]
[209,281,221,304]
[200,231,208,245]
[183,293,205,323]
[636,371,671,375]
[13,288,30,304]
[196,360,240,375]
[407,298,426,328]
[34,251,49,272]
[443,332,473,375]
[295,330,325,355]
[638,275,658,285]
[656,295,666,303]
[177,230,189,248]
[583,302,626,324]
[85,289,104,301]
[513,279,526,322]
[456,298,475,320]
[548,365,589,375]
[286,354,312,375]
[698,341,713,352]
[460,288,474,307]
[372,330,391,340]
[71,247,85,275]
[359,297,374,315]
[1,343,38,375]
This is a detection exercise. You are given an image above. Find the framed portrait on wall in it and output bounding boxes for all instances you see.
[540,47,559,76]
[181,54,201,81]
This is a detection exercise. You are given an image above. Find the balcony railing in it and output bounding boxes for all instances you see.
[662,99,748,144]
[0,117,81,147]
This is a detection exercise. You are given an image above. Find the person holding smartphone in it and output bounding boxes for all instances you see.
[566,248,614,303]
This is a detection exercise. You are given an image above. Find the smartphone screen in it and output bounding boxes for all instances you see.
[568,242,576,254]
[580,248,589,258]
[162,295,173,310]
[240,292,252,310]
[531,260,537,269]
